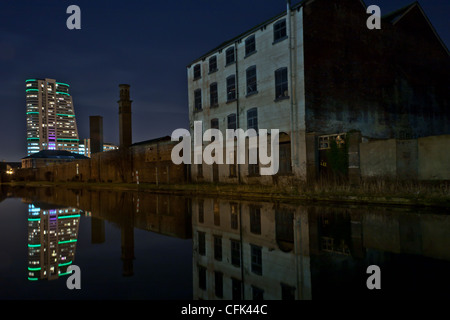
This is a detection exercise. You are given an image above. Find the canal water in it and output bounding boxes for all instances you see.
[0,185,449,300]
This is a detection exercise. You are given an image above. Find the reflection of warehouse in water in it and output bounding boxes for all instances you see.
[27,203,81,281]
[21,189,192,279]
[192,198,450,300]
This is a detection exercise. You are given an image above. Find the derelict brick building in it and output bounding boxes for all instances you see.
[186,0,450,184]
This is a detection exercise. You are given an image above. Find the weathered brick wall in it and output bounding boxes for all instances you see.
[418,135,450,180]
[360,134,449,181]
[303,0,450,139]
[13,140,187,184]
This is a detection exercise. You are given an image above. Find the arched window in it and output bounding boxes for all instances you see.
[225,47,235,65]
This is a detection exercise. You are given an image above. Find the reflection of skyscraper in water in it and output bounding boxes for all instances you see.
[27,204,81,281]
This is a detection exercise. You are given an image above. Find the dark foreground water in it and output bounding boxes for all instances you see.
[0,185,449,300]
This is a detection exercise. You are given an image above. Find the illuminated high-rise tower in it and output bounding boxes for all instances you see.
[25,78,79,155]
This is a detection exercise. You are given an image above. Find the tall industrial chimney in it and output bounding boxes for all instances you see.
[89,115,103,154]
[118,84,132,149]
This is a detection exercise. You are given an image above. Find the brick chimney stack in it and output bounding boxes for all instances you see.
[118,84,132,149]
[89,115,103,154]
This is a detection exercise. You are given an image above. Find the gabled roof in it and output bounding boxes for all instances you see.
[22,150,88,160]
[383,1,449,56]
[187,0,448,67]
[382,2,417,24]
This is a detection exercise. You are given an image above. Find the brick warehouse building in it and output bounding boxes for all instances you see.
[186,0,450,185]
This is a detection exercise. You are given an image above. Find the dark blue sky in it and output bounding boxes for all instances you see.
[0,0,449,161]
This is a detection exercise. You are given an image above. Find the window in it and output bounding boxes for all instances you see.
[214,236,222,261]
[274,19,287,42]
[198,266,207,290]
[214,200,220,226]
[211,118,219,130]
[250,245,262,275]
[276,208,294,252]
[198,231,206,256]
[226,47,235,65]
[229,155,237,178]
[246,66,257,95]
[252,286,264,300]
[227,75,236,102]
[230,203,238,229]
[231,239,241,267]
[232,278,242,300]
[215,272,223,298]
[249,206,261,234]
[245,35,256,56]
[275,68,288,99]
[197,164,203,178]
[194,89,202,111]
[227,114,237,130]
[198,200,204,223]
[193,64,201,80]
[210,83,218,107]
[209,56,217,73]
[247,108,258,130]
[281,284,296,300]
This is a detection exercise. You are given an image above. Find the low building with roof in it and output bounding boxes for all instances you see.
[186,0,450,185]
[21,150,88,169]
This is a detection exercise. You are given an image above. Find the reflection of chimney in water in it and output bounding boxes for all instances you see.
[91,217,105,244]
[118,84,132,149]
[121,224,135,277]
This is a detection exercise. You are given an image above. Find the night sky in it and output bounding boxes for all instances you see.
[0,0,449,162]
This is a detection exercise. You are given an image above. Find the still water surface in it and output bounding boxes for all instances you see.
[0,186,449,300]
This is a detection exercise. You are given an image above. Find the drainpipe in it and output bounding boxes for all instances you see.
[287,0,298,168]
[235,42,242,184]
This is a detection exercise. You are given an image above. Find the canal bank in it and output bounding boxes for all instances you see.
[2,180,450,209]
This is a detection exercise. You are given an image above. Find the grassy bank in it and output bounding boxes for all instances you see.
[3,179,450,208]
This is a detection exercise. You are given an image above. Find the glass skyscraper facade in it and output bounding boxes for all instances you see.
[26,78,79,156]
